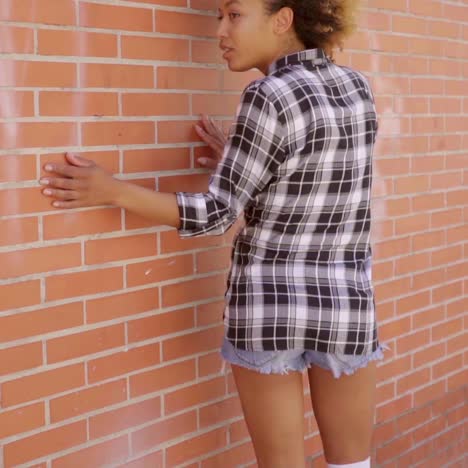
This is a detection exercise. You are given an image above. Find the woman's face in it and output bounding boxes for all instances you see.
[216,0,280,74]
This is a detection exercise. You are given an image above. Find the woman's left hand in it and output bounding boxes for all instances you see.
[40,152,121,209]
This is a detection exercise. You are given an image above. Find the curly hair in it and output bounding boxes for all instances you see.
[264,0,360,53]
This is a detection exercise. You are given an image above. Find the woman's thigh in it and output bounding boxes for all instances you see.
[231,363,307,468]
[307,360,377,465]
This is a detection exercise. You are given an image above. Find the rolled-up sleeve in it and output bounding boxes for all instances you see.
[176,83,285,237]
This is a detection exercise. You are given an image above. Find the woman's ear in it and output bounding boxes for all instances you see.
[273,6,295,35]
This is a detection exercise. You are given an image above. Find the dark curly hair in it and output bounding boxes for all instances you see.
[264,0,359,53]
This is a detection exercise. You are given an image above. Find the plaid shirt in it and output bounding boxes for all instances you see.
[176,48,379,354]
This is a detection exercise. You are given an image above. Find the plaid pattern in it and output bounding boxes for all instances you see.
[176,48,379,354]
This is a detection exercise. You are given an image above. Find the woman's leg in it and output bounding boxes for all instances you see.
[307,361,377,465]
[231,364,307,468]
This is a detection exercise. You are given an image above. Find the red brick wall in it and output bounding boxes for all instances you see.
[0,0,466,466]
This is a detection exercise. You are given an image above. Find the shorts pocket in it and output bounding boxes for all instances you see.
[232,347,279,367]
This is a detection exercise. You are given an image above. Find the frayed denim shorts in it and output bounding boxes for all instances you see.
[220,337,390,379]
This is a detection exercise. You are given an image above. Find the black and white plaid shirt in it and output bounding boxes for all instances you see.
[176,48,379,354]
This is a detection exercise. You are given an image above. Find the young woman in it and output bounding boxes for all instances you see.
[40,0,386,466]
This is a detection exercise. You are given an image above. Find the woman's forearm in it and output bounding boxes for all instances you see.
[113,179,181,229]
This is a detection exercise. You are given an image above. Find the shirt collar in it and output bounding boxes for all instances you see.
[267,48,330,75]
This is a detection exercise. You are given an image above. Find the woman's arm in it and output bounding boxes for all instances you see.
[114,182,180,229]
[40,152,180,228]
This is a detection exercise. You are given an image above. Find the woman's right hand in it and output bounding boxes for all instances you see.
[195,114,228,171]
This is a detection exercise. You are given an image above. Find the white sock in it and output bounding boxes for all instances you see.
[327,456,371,468]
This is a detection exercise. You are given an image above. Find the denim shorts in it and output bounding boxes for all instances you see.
[220,337,390,379]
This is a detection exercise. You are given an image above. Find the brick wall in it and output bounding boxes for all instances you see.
[0,0,466,466]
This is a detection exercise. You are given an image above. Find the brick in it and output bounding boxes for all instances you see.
[192,40,223,64]
[122,35,189,61]
[0,153,36,185]
[397,442,433,467]
[38,29,117,57]
[0,403,45,439]
[412,305,445,329]
[0,243,81,280]
[128,307,194,343]
[0,302,83,343]
[196,300,224,327]
[447,370,468,391]
[43,208,121,240]
[166,427,228,466]
[80,63,153,89]
[199,351,224,377]
[165,376,225,414]
[447,332,468,354]
[412,230,445,252]
[396,328,431,354]
[89,396,161,439]
[50,379,127,423]
[432,281,463,305]
[156,11,217,37]
[1,363,85,407]
[0,60,76,87]
[123,148,190,173]
[376,394,412,423]
[394,213,430,236]
[396,368,431,393]
[396,405,431,433]
[0,280,41,312]
[376,383,396,411]
[414,381,446,407]
[79,2,152,32]
[130,359,196,397]
[377,355,412,382]
[0,0,76,25]
[376,432,412,465]
[122,452,163,468]
[431,208,463,229]
[0,217,38,247]
[126,254,194,288]
[52,435,129,468]
[0,122,78,150]
[380,316,411,343]
[0,25,34,54]
[0,342,43,376]
[122,93,189,116]
[45,267,123,301]
[163,326,224,362]
[199,395,243,428]
[201,442,256,468]
[84,233,157,265]
[196,247,232,273]
[159,173,209,193]
[88,344,160,384]
[395,252,430,275]
[82,121,155,146]
[373,421,396,446]
[0,91,34,118]
[40,91,119,117]
[192,93,240,116]
[162,274,227,308]
[392,15,427,35]
[413,416,446,444]
[158,67,221,90]
[448,223,468,244]
[4,421,86,467]
[413,342,445,368]
[432,354,464,380]
[375,277,411,303]
[86,288,159,323]
[47,324,125,364]
[131,411,198,454]
[374,237,411,261]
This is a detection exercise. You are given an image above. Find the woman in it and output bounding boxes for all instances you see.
[40,0,386,466]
